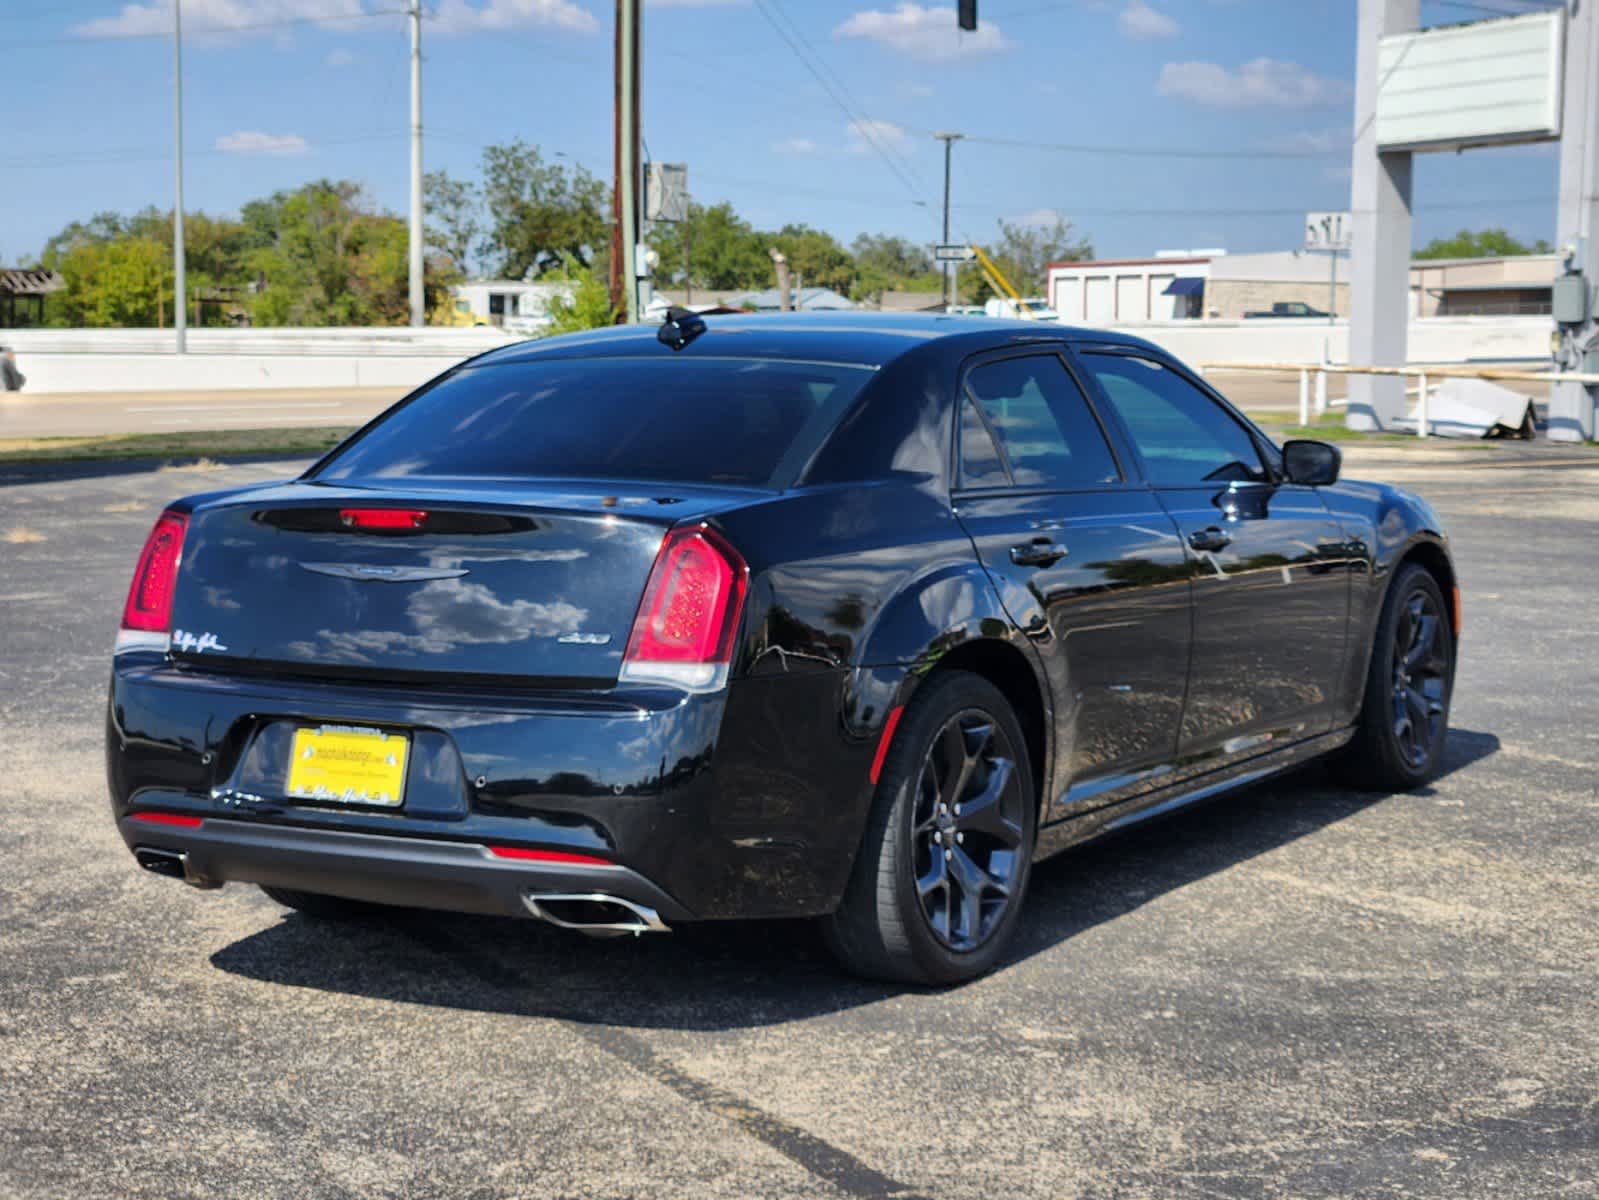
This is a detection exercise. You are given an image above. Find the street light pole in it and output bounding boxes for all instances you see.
[173,0,187,352]
[935,131,962,311]
[408,0,424,327]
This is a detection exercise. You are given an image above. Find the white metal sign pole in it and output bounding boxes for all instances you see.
[172,0,186,354]
[1347,0,1418,431]
[1551,0,1599,443]
[408,0,424,328]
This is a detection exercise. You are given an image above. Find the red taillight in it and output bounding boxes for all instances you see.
[129,811,203,828]
[339,508,427,530]
[121,511,188,633]
[488,845,612,866]
[620,525,747,691]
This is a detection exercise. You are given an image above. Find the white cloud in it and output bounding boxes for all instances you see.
[771,136,819,155]
[1157,58,1351,110]
[834,3,1012,63]
[430,0,599,34]
[325,47,354,66]
[846,118,912,156]
[74,0,369,39]
[647,0,749,6]
[1266,127,1350,155]
[216,130,309,155]
[1119,0,1177,40]
[1014,207,1069,228]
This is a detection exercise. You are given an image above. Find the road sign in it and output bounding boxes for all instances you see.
[1305,211,1352,251]
[646,163,689,223]
[934,244,977,263]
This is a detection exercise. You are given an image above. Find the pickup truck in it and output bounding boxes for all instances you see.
[1244,301,1329,319]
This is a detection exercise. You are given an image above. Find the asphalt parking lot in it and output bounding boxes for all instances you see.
[1,445,1596,1199]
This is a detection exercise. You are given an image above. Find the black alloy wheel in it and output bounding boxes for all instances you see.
[823,670,1037,985]
[1340,562,1455,791]
[1390,587,1449,770]
[911,710,1027,951]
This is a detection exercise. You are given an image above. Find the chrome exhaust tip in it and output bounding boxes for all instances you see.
[523,892,671,937]
[133,847,222,890]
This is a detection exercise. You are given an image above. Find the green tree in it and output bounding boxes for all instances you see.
[479,140,608,279]
[965,216,1093,303]
[542,254,616,334]
[241,180,434,326]
[849,232,938,300]
[48,236,172,326]
[647,201,772,292]
[1415,228,1553,259]
[423,169,484,275]
[768,223,855,294]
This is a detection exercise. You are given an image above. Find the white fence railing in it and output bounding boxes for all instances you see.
[1200,360,1599,438]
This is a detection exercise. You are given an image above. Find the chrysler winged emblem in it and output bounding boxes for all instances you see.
[299,562,470,583]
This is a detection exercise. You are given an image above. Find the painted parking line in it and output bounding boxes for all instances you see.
[124,402,347,413]
[152,415,357,426]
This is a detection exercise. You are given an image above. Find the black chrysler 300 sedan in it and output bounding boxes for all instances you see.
[108,314,1458,984]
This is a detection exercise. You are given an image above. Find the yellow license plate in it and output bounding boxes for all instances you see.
[286,725,409,808]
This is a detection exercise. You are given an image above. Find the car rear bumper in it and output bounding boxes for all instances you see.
[108,656,891,920]
[117,814,692,924]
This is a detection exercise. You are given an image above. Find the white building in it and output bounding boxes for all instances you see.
[447,280,575,332]
[1047,251,1223,324]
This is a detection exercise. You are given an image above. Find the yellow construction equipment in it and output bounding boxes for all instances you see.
[969,244,1036,319]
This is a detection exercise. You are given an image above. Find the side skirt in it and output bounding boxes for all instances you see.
[1033,727,1356,862]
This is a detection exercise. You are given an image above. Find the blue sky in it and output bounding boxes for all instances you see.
[1,0,1565,267]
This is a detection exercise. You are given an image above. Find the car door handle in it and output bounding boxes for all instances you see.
[1188,527,1233,552]
[1010,539,1069,567]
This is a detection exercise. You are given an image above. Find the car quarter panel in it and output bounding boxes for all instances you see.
[1314,478,1454,726]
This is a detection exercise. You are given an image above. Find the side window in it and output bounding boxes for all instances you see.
[958,397,1010,488]
[1081,354,1267,484]
[963,355,1120,488]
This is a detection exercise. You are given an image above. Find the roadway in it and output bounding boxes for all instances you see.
[0,387,406,439]
[0,443,1594,1198]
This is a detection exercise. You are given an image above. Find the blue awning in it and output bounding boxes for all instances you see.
[1163,276,1204,297]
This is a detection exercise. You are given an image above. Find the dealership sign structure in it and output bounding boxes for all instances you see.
[1349,2,1597,441]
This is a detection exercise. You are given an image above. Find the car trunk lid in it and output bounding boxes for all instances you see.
[169,479,754,685]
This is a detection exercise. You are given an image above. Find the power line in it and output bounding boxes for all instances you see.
[748,0,931,213]
[0,132,411,172]
[6,8,409,51]
[909,127,1348,161]
[761,0,929,194]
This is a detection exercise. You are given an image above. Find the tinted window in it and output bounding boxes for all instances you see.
[958,397,1009,488]
[963,355,1119,488]
[1082,354,1267,484]
[316,358,873,487]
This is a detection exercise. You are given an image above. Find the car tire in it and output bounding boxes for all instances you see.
[822,670,1037,986]
[259,885,389,920]
[1339,563,1455,792]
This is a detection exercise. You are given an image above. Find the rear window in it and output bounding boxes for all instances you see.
[314,357,875,488]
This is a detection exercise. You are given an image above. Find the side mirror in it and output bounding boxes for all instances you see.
[1281,439,1341,486]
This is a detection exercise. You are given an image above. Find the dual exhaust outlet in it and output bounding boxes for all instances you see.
[135,847,669,936]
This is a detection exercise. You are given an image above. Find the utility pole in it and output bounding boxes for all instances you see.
[609,1,643,323]
[770,249,792,311]
[935,131,962,311]
[408,0,424,327]
[173,0,187,353]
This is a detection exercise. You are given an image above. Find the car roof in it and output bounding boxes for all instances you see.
[467,311,1163,372]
